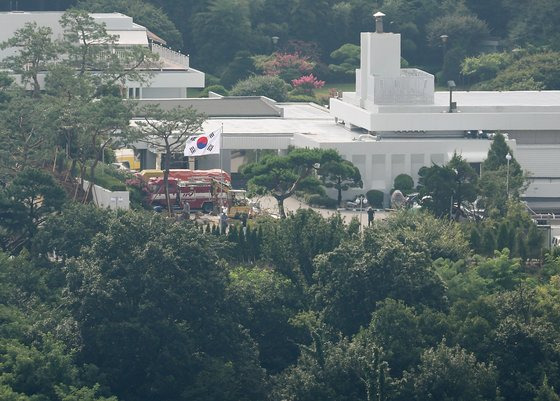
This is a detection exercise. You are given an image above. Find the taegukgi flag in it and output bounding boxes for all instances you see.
[184,127,222,157]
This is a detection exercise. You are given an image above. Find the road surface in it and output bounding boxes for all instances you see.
[253,195,389,228]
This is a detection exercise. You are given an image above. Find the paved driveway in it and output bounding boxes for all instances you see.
[253,195,389,228]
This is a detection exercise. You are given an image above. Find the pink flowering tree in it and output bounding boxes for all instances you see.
[262,52,314,82]
[291,74,325,95]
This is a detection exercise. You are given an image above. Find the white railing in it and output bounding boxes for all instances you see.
[151,43,189,68]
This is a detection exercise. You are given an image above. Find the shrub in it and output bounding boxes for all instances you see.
[291,74,325,95]
[287,94,317,103]
[328,43,360,81]
[393,173,414,195]
[262,52,314,82]
[306,194,338,209]
[366,189,384,208]
[201,85,229,97]
[220,50,256,88]
[87,164,128,191]
[230,75,288,102]
[204,73,221,87]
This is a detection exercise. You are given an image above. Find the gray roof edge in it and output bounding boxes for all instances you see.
[133,96,283,118]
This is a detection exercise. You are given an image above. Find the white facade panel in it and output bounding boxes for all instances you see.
[224,135,292,150]
[141,87,185,98]
[524,179,560,198]
[330,99,560,132]
[367,33,401,77]
[134,69,204,89]
[391,154,406,183]
[293,133,497,195]
[517,145,560,178]
[106,30,148,45]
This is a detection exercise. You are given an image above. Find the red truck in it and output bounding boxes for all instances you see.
[144,170,230,213]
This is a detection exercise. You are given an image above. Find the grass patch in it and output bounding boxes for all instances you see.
[315,82,355,96]
[86,164,132,191]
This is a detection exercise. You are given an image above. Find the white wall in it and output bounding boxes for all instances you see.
[293,134,500,201]
[83,180,130,210]
[129,69,204,90]
[142,87,186,98]
[330,98,560,132]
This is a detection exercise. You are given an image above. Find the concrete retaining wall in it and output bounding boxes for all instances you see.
[83,180,130,210]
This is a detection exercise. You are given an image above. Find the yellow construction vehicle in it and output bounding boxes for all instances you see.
[114,149,141,170]
[227,190,253,219]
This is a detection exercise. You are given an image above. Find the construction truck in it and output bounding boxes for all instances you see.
[139,169,231,213]
[138,169,231,183]
[227,189,254,219]
[114,149,141,170]
[146,176,229,213]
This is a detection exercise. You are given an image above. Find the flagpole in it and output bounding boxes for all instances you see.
[220,123,224,213]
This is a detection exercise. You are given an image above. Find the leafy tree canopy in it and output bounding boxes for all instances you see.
[318,153,362,207]
[230,75,289,101]
[242,147,334,218]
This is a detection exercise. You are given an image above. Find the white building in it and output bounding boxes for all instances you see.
[0,11,205,98]
[131,87,560,210]
[324,12,560,210]
[3,11,559,211]
[180,12,560,210]
[181,101,500,207]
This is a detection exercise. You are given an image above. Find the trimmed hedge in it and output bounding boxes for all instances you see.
[366,189,384,208]
[307,194,338,209]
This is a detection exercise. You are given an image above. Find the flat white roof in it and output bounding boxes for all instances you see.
[106,30,148,46]
[434,90,560,107]
[201,103,349,140]
[0,11,148,40]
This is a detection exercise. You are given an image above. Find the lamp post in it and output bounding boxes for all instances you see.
[271,36,279,53]
[312,162,321,182]
[358,194,365,230]
[506,153,512,198]
[447,80,456,113]
[440,34,448,71]
[450,168,458,221]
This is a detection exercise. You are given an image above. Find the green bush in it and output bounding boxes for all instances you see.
[366,189,384,208]
[393,173,414,195]
[204,73,221,87]
[201,85,229,97]
[306,194,338,209]
[127,184,147,209]
[230,75,288,102]
[87,164,129,191]
[220,50,256,88]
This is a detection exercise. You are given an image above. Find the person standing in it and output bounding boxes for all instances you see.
[241,214,248,237]
[220,211,228,234]
[367,207,375,226]
[177,202,190,222]
[182,201,190,220]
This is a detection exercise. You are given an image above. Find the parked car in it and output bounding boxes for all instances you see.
[112,162,130,171]
[346,196,368,210]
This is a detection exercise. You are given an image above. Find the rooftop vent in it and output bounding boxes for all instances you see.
[373,11,385,33]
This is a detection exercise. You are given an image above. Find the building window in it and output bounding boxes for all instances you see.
[128,87,141,99]
[372,154,385,180]
[391,154,405,183]
[411,154,424,183]
[352,154,366,177]
[430,154,445,166]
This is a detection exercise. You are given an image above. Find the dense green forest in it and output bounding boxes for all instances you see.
[3,0,560,91]
[2,182,560,400]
